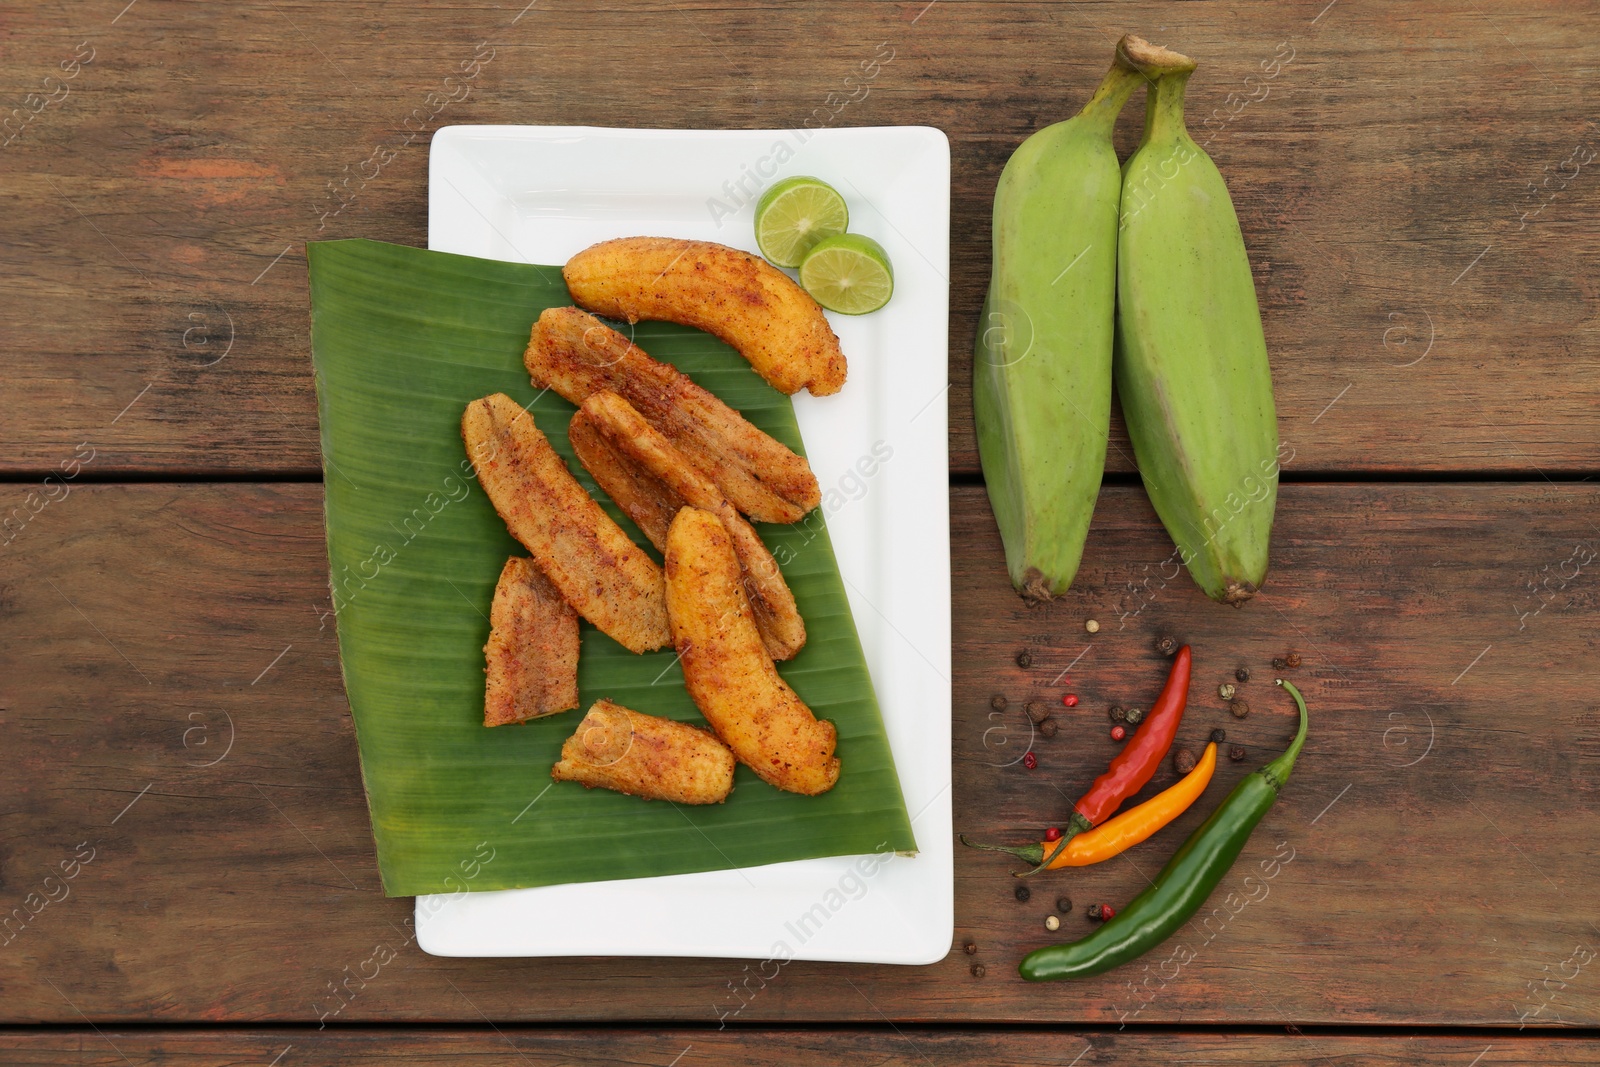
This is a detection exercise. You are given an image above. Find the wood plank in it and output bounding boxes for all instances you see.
[4,483,1598,1025]
[0,1029,1592,1066]
[3,1,1597,475]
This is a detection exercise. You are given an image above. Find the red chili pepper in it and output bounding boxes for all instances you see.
[1026,646,1192,875]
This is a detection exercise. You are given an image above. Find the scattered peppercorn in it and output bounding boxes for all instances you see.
[1210,727,1227,743]
[1218,683,1237,701]
[1085,619,1100,634]
[1039,718,1059,738]
[1108,705,1127,722]
[1023,751,1038,770]
[1229,744,1247,762]
[1100,904,1116,921]
[1230,699,1250,719]
[1156,635,1177,655]
[1024,701,1050,724]
[1124,707,1145,726]
[1235,667,1250,683]
[970,962,987,978]
[1110,724,1127,742]
[1272,657,1289,670]
[1087,903,1103,920]
[1056,896,1073,914]
[1062,693,1079,708]
[1045,915,1061,932]
[1043,826,1062,842]
[990,694,1007,712]
[964,940,977,955]
[1015,884,1031,902]
[1285,652,1302,669]
[1173,746,1197,774]
[1016,649,1032,669]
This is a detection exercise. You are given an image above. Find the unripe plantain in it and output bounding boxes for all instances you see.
[1115,68,1280,604]
[975,36,1195,602]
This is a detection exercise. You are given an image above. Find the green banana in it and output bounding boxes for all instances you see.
[1115,66,1280,604]
[975,37,1192,602]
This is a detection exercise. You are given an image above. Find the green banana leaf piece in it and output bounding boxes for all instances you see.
[307,239,915,897]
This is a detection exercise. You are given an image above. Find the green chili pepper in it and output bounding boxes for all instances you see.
[1019,679,1309,982]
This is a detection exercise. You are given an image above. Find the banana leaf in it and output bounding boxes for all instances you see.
[307,239,915,896]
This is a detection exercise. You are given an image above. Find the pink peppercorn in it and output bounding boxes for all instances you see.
[1023,752,1038,770]
[1062,694,1079,707]
[1110,725,1127,742]
[1043,826,1062,842]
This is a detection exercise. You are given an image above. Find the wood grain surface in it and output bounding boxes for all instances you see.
[0,1029,1593,1066]
[2,0,1596,477]
[3,483,1596,1028]
[7,0,1600,1055]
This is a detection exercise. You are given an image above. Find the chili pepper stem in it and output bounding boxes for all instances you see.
[1020,811,1093,877]
[958,834,1045,866]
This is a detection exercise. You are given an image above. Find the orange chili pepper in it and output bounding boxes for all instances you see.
[962,743,1216,870]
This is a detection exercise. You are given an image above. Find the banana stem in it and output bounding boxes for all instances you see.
[1075,61,1145,136]
[1143,69,1195,145]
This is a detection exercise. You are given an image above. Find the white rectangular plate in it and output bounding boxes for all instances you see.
[420,124,951,963]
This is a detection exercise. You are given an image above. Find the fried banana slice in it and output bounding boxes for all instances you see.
[572,391,806,661]
[526,307,819,524]
[462,393,668,654]
[665,507,839,796]
[563,237,847,397]
[551,699,735,805]
[482,557,580,727]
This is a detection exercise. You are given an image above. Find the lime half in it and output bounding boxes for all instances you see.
[754,176,849,268]
[799,233,894,315]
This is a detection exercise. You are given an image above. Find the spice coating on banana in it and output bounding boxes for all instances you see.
[563,237,847,397]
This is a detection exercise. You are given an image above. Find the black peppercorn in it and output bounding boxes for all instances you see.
[990,694,1007,712]
[1229,744,1247,762]
[1230,699,1250,719]
[1272,657,1289,670]
[1235,667,1250,683]
[971,962,986,978]
[1210,727,1227,744]
[1124,707,1145,726]
[1108,705,1126,722]
[1024,701,1050,724]
[1056,896,1073,914]
[1087,903,1102,920]
[1173,746,1197,774]
[963,940,977,955]
[1016,649,1032,669]
[1155,635,1177,655]
[1014,884,1031,902]
[1038,718,1058,738]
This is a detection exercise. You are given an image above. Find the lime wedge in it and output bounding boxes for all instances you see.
[754,177,850,268]
[798,234,894,315]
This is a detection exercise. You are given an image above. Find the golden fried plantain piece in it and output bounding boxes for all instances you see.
[482,557,580,727]
[566,408,682,545]
[572,391,806,661]
[526,307,819,524]
[564,237,847,397]
[550,699,735,805]
[462,393,668,654]
[665,507,839,796]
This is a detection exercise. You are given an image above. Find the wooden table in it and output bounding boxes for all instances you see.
[4,1,1597,1061]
